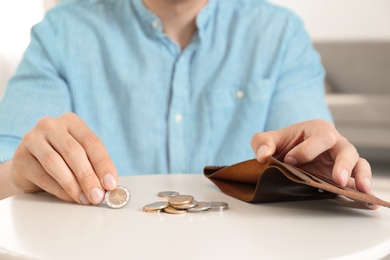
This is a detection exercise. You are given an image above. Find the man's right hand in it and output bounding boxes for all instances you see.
[8,113,118,204]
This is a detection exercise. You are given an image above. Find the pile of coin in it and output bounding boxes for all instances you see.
[143,191,229,214]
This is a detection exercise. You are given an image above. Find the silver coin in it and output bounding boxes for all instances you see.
[104,185,131,209]
[157,191,180,198]
[143,201,169,212]
[187,201,211,212]
[172,200,199,210]
[208,201,228,211]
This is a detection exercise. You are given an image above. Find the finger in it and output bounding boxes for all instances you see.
[46,127,105,204]
[24,129,87,204]
[251,124,307,163]
[250,131,278,163]
[60,113,118,191]
[13,149,75,203]
[330,140,360,187]
[351,158,372,193]
[284,130,337,166]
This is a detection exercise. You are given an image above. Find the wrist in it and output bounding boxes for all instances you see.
[0,160,22,199]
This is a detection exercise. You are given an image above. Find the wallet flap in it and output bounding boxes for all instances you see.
[204,156,390,208]
[281,162,390,208]
[204,157,336,203]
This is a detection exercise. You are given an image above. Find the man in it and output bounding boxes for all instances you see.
[0,0,375,208]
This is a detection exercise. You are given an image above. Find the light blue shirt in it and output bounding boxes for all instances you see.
[0,0,332,175]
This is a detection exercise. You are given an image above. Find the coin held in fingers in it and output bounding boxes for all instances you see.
[104,185,131,209]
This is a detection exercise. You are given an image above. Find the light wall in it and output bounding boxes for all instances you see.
[270,0,390,41]
[0,1,45,97]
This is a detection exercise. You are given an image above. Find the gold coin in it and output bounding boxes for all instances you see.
[143,208,163,213]
[172,200,199,210]
[168,195,194,206]
[164,205,187,214]
[143,201,169,212]
[104,185,131,209]
[157,191,179,198]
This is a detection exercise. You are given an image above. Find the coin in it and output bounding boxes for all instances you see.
[158,191,180,198]
[208,201,229,211]
[172,200,199,210]
[104,185,131,209]
[168,195,194,206]
[143,201,169,212]
[187,201,211,212]
[164,205,187,214]
[143,192,228,214]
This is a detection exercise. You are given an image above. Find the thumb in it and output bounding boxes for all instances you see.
[250,130,286,163]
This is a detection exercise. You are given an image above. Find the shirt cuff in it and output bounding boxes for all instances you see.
[0,136,21,163]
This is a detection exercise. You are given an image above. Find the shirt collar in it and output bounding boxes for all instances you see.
[132,0,217,40]
[196,0,216,40]
[132,0,162,33]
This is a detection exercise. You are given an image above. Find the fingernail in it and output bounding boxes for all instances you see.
[340,169,349,186]
[103,173,117,190]
[364,177,371,190]
[79,192,90,205]
[285,156,298,166]
[90,188,104,204]
[257,145,269,159]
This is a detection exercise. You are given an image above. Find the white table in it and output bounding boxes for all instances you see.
[1,173,390,260]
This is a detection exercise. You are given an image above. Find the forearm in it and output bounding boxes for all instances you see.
[0,161,22,200]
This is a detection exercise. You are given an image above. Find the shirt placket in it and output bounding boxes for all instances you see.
[168,51,191,173]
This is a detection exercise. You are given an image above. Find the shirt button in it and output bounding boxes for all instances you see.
[152,20,159,29]
[175,114,183,122]
[236,90,245,99]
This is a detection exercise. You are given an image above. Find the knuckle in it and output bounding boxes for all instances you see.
[22,130,37,144]
[321,131,338,148]
[62,179,80,197]
[299,144,312,157]
[250,134,259,147]
[359,157,371,169]
[57,187,76,202]
[13,148,26,162]
[83,134,102,149]
[62,140,83,158]
[77,169,96,184]
[351,146,359,158]
[60,112,78,121]
[91,156,110,172]
[313,119,334,128]
[35,171,51,189]
[36,116,56,130]
[250,132,268,146]
[40,152,60,170]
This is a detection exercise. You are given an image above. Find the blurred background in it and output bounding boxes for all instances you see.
[0,0,389,165]
[272,0,390,166]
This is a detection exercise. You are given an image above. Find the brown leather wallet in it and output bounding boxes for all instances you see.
[204,156,390,208]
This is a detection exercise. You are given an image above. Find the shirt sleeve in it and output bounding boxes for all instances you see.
[265,16,333,131]
[0,11,72,163]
